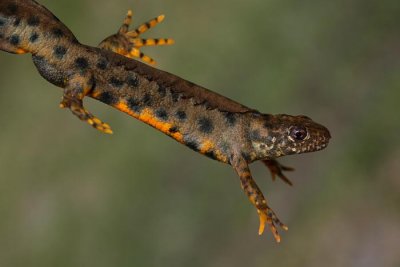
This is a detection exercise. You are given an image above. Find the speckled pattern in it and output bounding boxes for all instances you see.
[0,0,331,242]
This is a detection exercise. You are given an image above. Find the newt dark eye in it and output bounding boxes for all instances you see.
[290,126,308,141]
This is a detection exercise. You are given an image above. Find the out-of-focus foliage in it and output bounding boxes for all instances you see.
[0,0,399,266]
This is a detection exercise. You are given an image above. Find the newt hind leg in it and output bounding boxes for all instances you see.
[60,75,113,134]
[98,10,174,65]
[233,157,288,242]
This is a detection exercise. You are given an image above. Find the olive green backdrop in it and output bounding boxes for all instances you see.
[0,0,399,266]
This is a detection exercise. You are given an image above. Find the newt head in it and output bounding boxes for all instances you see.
[248,113,331,160]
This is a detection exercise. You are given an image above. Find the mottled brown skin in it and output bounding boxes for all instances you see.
[0,0,331,242]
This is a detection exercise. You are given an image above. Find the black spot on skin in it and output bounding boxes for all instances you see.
[176,110,187,121]
[198,117,214,134]
[53,45,67,59]
[171,92,180,102]
[142,93,152,106]
[205,150,216,160]
[109,77,124,88]
[169,126,178,133]
[89,76,97,90]
[195,100,209,109]
[240,165,250,174]
[127,97,142,113]
[262,114,272,120]
[263,121,273,129]
[98,92,117,105]
[241,152,252,162]
[6,4,18,15]
[127,75,139,87]
[75,57,89,71]
[263,114,273,129]
[52,28,64,38]
[96,58,108,70]
[145,75,153,82]
[9,35,20,45]
[29,32,39,43]
[0,18,5,27]
[13,18,21,27]
[27,16,40,26]
[0,33,3,39]
[155,109,168,121]
[224,112,237,126]
[249,130,261,141]
[158,86,166,97]
[186,139,200,152]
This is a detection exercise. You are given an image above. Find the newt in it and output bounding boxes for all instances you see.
[0,0,331,242]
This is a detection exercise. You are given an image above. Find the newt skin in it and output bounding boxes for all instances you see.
[0,0,331,242]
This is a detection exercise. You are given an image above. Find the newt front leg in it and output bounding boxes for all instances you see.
[232,157,288,242]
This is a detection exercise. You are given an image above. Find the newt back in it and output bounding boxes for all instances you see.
[96,48,254,113]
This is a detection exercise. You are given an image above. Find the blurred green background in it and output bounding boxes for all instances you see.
[1,0,399,266]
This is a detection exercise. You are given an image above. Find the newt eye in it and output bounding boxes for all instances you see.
[290,126,308,141]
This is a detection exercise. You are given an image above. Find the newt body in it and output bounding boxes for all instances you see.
[0,0,331,242]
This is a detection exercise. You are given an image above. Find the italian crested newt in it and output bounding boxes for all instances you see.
[0,0,331,242]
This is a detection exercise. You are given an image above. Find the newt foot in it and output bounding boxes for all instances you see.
[98,10,174,65]
[257,206,288,243]
[263,159,294,186]
[60,99,113,134]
